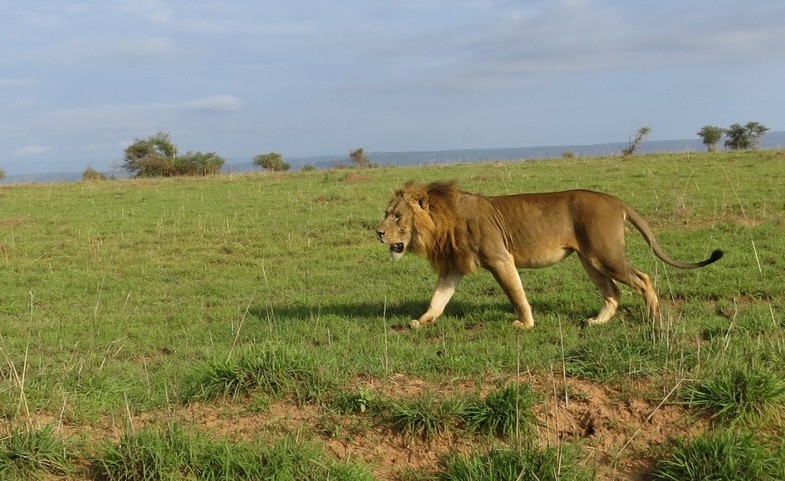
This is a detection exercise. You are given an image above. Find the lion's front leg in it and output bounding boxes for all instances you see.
[485,255,535,330]
[411,271,463,329]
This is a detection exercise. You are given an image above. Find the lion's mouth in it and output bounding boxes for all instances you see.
[390,243,405,254]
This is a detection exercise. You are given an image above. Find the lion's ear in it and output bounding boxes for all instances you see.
[405,190,429,211]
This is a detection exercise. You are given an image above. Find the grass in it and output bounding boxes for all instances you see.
[651,430,785,481]
[440,445,592,481]
[387,392,463,443]
[186,344,333,403]
[0,425,73,480]
[682,367,785,425]
[461,383,539,441]
[0,150,783,478]
[97,422,374,481]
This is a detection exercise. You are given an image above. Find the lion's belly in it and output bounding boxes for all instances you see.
[512,247,574,269]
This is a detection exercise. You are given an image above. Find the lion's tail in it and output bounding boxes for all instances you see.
[623,205,724,269]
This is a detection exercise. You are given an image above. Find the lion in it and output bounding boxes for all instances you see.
[376,181,723,329]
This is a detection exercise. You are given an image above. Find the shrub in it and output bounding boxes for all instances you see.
[82,166,107,181]
[254,152,290,172]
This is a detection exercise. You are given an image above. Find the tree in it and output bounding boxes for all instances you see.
[696,125,724,152]
[744,121,769,149]
[175,151,225,175]
[349,148,371,168]
[0,167,5,182]
[622,126,651,156]
[724,122,769,150]
[253,152,290,172]
[724,124,749,150]
[122,131,224,177]
[123,131,177,177]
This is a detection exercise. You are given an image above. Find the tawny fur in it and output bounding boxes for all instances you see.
[377,181,722,330]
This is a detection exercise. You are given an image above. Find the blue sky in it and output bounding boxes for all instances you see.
[1,1,784,175]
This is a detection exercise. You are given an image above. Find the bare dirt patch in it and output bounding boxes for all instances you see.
[35,374,706,480]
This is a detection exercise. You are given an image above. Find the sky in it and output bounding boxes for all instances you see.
[1,1,784,175]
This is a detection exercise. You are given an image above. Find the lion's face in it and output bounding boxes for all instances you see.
[376,195,416,260]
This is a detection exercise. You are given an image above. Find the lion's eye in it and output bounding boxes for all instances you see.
[394,214,401,221]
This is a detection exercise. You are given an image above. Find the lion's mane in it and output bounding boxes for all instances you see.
[402,181,481,276]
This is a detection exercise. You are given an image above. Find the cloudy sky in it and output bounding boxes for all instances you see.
[1,1,784,175]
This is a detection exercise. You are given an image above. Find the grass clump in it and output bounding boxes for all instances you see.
[651,430,785,481]
[682,367,785,425]
[460,383,539,440]
[186,344,332,404]
[97,422,373,481]
[0,425,73,480]
[387,393,464,443]
[440,445,591,481]
[329,388,380,415]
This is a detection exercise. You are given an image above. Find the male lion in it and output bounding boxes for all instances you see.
[376,181,723,329]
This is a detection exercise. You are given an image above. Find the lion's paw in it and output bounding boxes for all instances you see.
[585,317,607,326]
[409,319,422,329]
[512,320,534,330]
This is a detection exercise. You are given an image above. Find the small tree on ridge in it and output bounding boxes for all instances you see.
[697,125,724,152]
[350,148,371,168]
[622,126,651,157]
[725,122,769,150]
[253,152,290,172]
[123,131,225,177]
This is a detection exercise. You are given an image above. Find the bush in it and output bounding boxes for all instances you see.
[254,152,290,172]
[123,131,225,177]
[82,166,107,181]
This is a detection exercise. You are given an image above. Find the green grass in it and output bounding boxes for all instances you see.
[186,344,333,403]
[460,383,539,441]
[387,392,464,443]
[97,422,373,481]
[0,425,73,480]
[0,150,783,478]
[440,445,592,481]
[651,430,785,481]
[682,367,785,426]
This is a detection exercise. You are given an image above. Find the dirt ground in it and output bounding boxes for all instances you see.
[38,372,707,480]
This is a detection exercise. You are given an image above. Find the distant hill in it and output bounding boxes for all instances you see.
[5,132,784,183]
[275,131,785,170]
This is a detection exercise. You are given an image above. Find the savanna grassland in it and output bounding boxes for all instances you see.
[0,151,784,480]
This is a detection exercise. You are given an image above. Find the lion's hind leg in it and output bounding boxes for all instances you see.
[580,254,660,323]
[578,255,621,325]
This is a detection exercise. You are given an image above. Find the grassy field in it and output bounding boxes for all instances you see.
[0,150,783,480]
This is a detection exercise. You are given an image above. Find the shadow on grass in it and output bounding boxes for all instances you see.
[250,297,598,329]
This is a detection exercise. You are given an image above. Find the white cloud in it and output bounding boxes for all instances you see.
[14,145,53,156]
[32,35,178,66]
[183,95,243,113]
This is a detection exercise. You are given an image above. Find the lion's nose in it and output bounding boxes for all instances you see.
[376,230,385,242]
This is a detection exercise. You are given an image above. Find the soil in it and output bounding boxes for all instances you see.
[37,373,707,480]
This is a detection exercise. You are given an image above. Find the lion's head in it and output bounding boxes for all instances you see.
[376,181,478,274]
[376,181,428,260]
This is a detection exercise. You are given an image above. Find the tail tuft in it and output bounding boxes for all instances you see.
[706,249,724,265]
